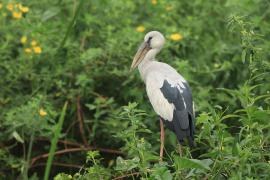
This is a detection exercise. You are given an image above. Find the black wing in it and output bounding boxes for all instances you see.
[160,80,195,147]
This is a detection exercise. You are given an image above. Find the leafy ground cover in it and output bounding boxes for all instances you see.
[0,0,269,179]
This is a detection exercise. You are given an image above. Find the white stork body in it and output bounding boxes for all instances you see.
[131,31,195,147]
[139,61,186,122]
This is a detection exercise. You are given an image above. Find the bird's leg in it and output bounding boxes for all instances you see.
[159,118,165,162]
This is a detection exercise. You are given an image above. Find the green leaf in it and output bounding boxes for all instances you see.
[220,114,241,121]
[12,131,24,143]
[144,152,159,162]
[86,151,100,164]
[196,112,210,124]
[42,7,61,22]
[150,164,172,180]
[115,156,140,171]
[174,156,212,170]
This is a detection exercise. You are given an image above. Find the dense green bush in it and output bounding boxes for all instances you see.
[0,0,269,179]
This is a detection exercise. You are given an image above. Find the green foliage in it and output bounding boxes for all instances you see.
[0,0,270,179]
[2,95,57,140]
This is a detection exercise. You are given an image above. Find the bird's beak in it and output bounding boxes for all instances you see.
[130,42,151,71]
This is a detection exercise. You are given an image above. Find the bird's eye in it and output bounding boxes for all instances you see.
[147,37,153,44]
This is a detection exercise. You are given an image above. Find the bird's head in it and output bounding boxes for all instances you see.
[130,31,165,71]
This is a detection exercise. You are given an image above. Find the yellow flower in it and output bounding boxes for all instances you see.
[19,5,29,13]
[7,3,14,11]
[33,46,42,54]
[0,3,3,9]
[136,25,145,33]
[31,40,37,46]
[39,108,47,117]
[24,48,32,54]
[151,0,157,5]
[170,33,183,41]
[20,36,27,44]
[12,11,22,19]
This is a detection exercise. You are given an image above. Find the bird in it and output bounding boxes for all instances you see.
[130,31,195,160]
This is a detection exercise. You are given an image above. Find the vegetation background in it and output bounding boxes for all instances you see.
[0,0,270,179]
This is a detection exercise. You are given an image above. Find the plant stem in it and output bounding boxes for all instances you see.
[58,0,85,50]
[31,146,123,166]
[44,101,68,180]
[23,132,35,180]
[76,96,88,146]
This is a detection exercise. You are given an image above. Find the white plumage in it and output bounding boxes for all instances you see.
[139,61,187,121]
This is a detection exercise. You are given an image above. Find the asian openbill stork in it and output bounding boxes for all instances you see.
[130,31,195,160]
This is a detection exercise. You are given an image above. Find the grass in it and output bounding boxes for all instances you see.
[44,101,68,180]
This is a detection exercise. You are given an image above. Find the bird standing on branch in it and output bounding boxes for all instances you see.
[130,31,195,161]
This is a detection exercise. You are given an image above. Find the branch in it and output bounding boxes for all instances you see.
[76,96,89,146]
[31,147,124,166]
[31,162,82,169]
[36,137,82,147]
[112,172,140,180]
[65,119,77,134]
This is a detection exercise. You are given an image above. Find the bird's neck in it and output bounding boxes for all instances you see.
[145,48,159,61]
[138,49,160,82]
[138,60,150,82]
[138,58,151,70]
[138,60,155,82]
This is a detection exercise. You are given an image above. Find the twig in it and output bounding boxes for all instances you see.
[65,119,77,134]
[76,96,89,146]
[31,162,82,169]
[31,147,124,166]
[112,172,140,180]
[36,137,82,147]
